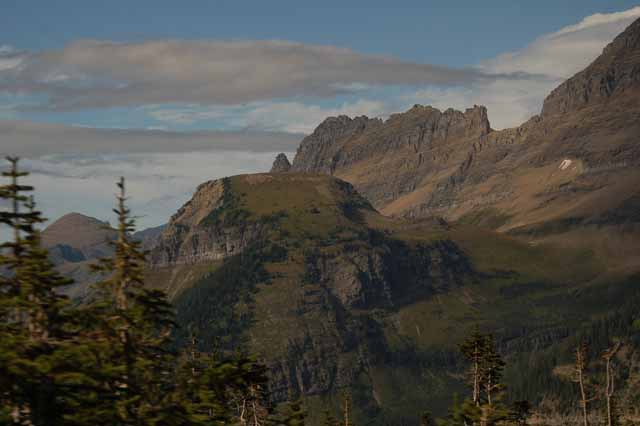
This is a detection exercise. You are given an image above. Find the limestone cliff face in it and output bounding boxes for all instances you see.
[149,179,263,268]
[292,115,382,174]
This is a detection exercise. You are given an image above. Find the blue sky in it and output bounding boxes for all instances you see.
[3,0,639,64]
[1,2,640,232]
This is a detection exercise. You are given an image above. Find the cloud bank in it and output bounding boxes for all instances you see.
[0,120,301,157]
[2,8,639,131]
[145,99,387,134]
[0,39,523,111]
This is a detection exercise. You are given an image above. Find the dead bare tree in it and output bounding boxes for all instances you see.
[342,391,353,426]
[602,342,622,426]
[574,342,595,426]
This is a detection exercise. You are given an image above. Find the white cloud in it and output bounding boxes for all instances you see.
[146,105,228,125]
[553,6,640,36]
[3,7,636,131]
[0,104,18,119]
[145,7,640,131]
[0,120,301,157]
[0,45,26,71]
[235,100,387,133]
[479,6,640,79]
[0,39,506,110]
[403,77,560,130]
[147,99,387,133]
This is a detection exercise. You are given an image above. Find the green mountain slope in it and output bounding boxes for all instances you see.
[146,173,639,425]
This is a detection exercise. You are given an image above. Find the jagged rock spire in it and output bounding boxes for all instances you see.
[270,153,292,173]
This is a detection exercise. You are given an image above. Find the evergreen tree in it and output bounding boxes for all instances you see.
[174,338,242,425]
[420,410,435,426]
[0,156,36,423]
[479,333,505,406]
[459,326,487,406]
[436,394,481,426]
[441,329,510,426]
[321,409,340,426]
[90,177,190,425]
[0,157,95,425]
[274,398,306,426]
[507,400,531,426]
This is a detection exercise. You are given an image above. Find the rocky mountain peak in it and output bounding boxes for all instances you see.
[385,104,490,136]
[541,17,640,117]
[270,153,292,173]
[310,114,380,143]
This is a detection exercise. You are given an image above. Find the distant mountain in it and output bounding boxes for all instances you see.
[43,212,116,263]
[42,212,165,297]
[287,17,640,276]
[41,213,116,298]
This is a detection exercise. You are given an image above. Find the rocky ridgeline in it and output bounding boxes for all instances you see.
[291,105,490,176]
[279,17,640,234]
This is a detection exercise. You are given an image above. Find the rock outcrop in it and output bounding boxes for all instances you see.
[149,178,263,268]
[270,153,292,173]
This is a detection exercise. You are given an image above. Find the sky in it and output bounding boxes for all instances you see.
[1,1,640,235]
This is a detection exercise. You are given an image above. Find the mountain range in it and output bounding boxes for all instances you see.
[286,17,640,277]
[39,18,640,425]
